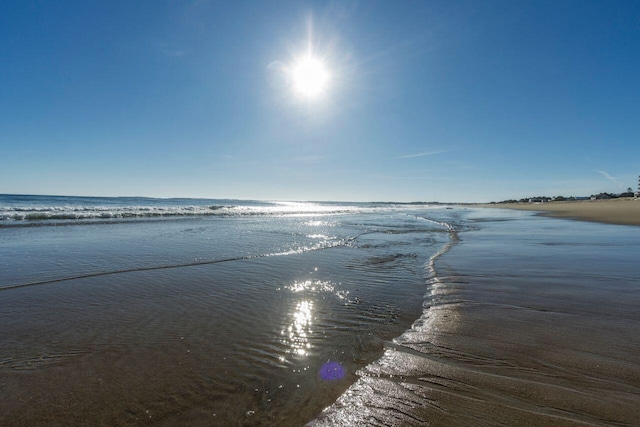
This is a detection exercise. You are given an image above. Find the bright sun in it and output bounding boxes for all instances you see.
[291,56,330,98]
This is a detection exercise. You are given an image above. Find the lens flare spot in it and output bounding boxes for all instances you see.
[319,361,345,381]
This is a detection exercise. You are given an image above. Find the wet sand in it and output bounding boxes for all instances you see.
[0,211,445,426]
[312,209,640,426]
[479,198,640,226]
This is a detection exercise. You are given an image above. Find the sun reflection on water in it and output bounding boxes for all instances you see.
[285,279,350,301]
[282,300,314,357]
[286,279,333,293]
[278,279,353,359]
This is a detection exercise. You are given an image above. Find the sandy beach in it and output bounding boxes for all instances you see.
[479,198,640,226]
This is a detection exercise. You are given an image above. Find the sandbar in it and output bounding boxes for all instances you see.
[478,197,640,226]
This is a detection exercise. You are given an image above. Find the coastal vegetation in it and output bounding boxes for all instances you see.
[493,188,637,204]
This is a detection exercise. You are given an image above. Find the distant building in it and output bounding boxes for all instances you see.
[591,193,612,200]
[528,197,552,203]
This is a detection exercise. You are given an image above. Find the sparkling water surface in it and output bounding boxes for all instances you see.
[2,195,639,426]
[0,195,453,425]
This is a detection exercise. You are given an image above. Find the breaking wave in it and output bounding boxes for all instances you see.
[0,203,375,227]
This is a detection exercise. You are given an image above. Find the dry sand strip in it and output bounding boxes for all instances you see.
[477,198,640,226]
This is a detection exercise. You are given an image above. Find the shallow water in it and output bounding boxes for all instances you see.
[2,200,639,426]
[0,200,452,425]
[312,208,640,426]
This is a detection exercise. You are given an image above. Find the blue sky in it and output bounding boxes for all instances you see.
[1,0,639,202]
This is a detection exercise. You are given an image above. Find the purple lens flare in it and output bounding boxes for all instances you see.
[319,361,345,381]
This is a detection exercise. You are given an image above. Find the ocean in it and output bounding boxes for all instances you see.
[1,194,639,426]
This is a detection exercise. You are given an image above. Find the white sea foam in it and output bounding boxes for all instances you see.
[0,203,373,224]
[0,195,441,225]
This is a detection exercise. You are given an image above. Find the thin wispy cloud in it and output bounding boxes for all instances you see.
[597,170,623,188]
[396,150,450,159]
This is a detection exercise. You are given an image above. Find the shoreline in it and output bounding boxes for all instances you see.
[476,198,640,226]
[311,206,640,426]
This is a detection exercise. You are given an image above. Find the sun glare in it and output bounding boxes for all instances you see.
[292,56,330,98]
